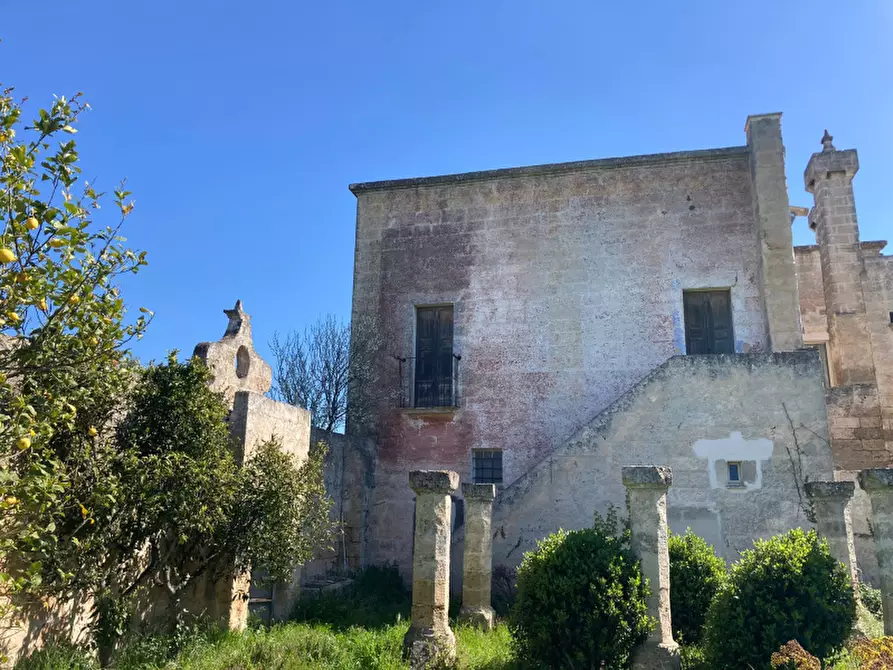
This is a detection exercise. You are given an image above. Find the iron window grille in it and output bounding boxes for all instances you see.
[473,449,503,484]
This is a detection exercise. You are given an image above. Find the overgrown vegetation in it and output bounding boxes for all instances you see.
[703,529,856,669]
[668,528,727,644]
[510,510,651,669]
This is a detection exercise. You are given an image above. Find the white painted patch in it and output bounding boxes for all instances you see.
[693,431,774,490]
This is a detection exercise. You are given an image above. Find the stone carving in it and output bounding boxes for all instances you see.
[193,299,272,403]
[622,465,680,670]
[459,482,496,630]
[404,470,459,668]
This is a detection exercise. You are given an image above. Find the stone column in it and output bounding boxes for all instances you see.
[459,483,496,630]
[858,469,893,635]
[804,481,859,586]
[404,470,459,667]
[623,466,680,670]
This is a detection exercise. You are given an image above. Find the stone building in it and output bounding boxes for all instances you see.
[347,113,892,581]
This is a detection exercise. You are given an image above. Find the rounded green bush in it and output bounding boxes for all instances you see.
[668,529,727,644]
[703,528,856,669]
[510,512,652,668]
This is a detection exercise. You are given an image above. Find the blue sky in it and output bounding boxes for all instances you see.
[4,1,892,364]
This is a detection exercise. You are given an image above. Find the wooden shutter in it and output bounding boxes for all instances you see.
[414,306,454,407]
[683,291,734,355]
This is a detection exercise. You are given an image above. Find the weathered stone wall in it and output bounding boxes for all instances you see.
[863,249,893,452]
[487,353,833,568]
[305,427,377,577]
[352,145,775,572]
[794,246,829,343]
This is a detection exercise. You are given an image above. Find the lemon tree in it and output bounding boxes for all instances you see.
[0,85,150,618]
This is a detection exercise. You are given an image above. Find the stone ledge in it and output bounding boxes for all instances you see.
[622,465,673,488]
[410,470,459,494]
[462,482,496,501]
[804,481,855,500]
[349,146,748,194]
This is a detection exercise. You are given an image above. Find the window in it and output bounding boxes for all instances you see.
[804,342,831,387]
[728,461,741,484]
[683,290,734,354]
[473,449,503,484]
[414,305,454,407]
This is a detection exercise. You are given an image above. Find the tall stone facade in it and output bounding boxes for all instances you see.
[346,115,890,587]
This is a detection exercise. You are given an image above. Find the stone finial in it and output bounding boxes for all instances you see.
[410,470,460,495]
[622,465,673,488]
[223,299,250,339]
[821,129,836,152]
[192,300,273,401]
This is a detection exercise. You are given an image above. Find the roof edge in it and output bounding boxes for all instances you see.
[348,145,750,195]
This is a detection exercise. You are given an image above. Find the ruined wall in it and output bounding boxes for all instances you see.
[794,246,829,343]
[304,428,377,577]
[486,352,833,569]
[352,148,772,573]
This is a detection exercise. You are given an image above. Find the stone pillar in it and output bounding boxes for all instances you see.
[745,113,803,352]
[858,469,893,635]
[804,481,859,585]
[404,470,459,667]
[459,483,496,630]
[623,466,680,670]
[804,132,875,386]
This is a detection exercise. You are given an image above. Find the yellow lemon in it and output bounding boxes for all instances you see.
[88,426,98,437]
[68,295,80,304]
[79,504,88,518]
[37,299,48,311]
[0,249,16,263]
[26,217,39,230]
[49,239,66,248]
[6,312,20,323]
[88,336,98,347]
[4,497,18,505]
[14,272,27,284]
[16,437,30,451]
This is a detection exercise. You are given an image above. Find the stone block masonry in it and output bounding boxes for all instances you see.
[623,466,680,670]
[404,470,459,668]
[459,483,496,630]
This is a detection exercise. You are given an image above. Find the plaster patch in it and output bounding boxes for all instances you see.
[693,431,773,490]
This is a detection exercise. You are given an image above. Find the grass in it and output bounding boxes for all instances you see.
[13,565,886,669]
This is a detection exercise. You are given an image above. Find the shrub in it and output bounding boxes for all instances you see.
[847,636,893,670]
[510,511,651,668]
[491,564,518,617]
[703,528,856,669]
[770,641,820,670]
[860,581,883,618]
[668,528,727,644]
[679,644,710,670]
